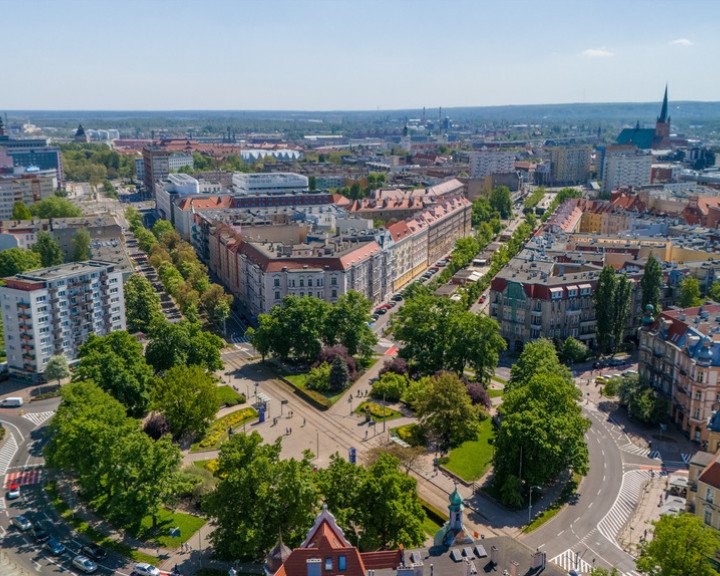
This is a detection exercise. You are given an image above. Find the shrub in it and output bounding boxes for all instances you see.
[305,363,332,393]
[329,356,349,392]
[371,372,409,402]
[466,382,491,410]
[379,357,409,377]
[315,346,358,381]
[144,413,171,440]
[402,377,428,408]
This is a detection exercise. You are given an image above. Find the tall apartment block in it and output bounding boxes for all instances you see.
[142,145,169,198]
[0,261,126,381]
[549,146,592,185]
[0,169,57,219]
[0,134,64,188]
[468,149,517,178]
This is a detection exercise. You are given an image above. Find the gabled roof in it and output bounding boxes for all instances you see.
[698,450,720,489]
[616,127,655,150]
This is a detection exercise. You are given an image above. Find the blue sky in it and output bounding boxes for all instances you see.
[1,0,717,110]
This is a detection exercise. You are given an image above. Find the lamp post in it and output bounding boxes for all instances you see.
[528,485,541,524]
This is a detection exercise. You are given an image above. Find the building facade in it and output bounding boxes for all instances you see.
[168,153,194,172]
[0,170,57,219]
[468,149,517,178]
[0,135,64,188]
[639,305,720,445]
[142,145,169,197]
[602,147,652,193]
[549,146,592,185]
[232,172,309,196]
[0,261,126,380]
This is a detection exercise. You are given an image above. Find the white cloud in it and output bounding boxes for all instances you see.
[582,48,614,58]
[670,38,693,47]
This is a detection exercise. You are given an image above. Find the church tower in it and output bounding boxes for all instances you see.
[653,85,671,149]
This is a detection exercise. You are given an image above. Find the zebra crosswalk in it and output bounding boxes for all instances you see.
[229,335,250,344]
[648,450,661,459]
[598,469,665,545]
[21,410,54,427]
[682,453,692,464]
[0,433,18,477]
[549,549,591,573]
[618,442,653,458]
[4,468,43,488]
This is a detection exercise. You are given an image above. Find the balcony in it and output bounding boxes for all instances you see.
[17,302,29,310]
[23,364,35,372]
[21,344,34,352]
[531,309,543,317]
[18,313,30,321]
[566,308,582,315]
[22,354,35,362]
[19,324,31,332]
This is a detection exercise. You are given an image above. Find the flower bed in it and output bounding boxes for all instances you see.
[354,401,402,421]
[192,407,258,451]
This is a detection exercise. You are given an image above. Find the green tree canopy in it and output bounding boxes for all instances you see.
[324,290,377,358]
[124,274,163,334]
[414,372,483,448]
[0,248,41,278]
[72,228,91,261]
[594,265,617,354]
[152,219,175,240]
[28,196,82,218]
[204,432,318,561]
[152,365,219,439]
[679,276,703,308]
[74,331,155,417]
[489,186,513,219]
[12,201,32,220]
[33,232,64,267]
[612,274,632,353]
[636,513,720,576]
[43,354,70,384]
[145,318,224,374]
[641,253,662,314]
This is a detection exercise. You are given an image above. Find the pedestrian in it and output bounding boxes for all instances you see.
[303,417,306,427]
[289,427,292,434]
[365,429,368,439]
[285,427,289,435]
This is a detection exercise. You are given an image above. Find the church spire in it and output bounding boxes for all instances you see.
[658,84,669,123]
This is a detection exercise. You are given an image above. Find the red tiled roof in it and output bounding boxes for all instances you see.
[177,196,234,211]
[699,450,720,489]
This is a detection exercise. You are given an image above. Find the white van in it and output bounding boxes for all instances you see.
[0,397,23,408]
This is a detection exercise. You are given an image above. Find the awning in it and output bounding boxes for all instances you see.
[578,283,592,290]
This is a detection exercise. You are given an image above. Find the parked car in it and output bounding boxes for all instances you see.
[436,261,446,267]
[11,515,31,531]
[72,556,98,574]
[370,314,379,322]
[610,357,625,367]
[32,524,50,542]
[387,301,396,308]
[132,563,161,576]
[429,266,439,272]
[375,308,387,315]
[595,375,608,385]
[80,543,107,561]
[391,294,403,301]
[478,295,485,303]
[44,537,65,555]
[6,483,20,500]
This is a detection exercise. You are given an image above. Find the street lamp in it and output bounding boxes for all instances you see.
[528,485,541,524]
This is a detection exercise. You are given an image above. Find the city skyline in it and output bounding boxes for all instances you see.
[1,0,719,111]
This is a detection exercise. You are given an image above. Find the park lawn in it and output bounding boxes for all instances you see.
[193,459,217,473]
[354,401,402,421]
[390,423,424,447]
[216,385,245,407]
[420,499,447,537]
[191,406,258,452]
[444,418,495,482]
[46,482,159,565]
[488,389,503,398]
[135,507,206,547]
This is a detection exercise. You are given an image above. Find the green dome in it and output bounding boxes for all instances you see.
[450,488,463,506]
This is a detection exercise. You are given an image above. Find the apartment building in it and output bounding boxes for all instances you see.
[0,135,64,188]
[0,169,57,219]
[142,145,169,197]
[0,261,126,381]
[209,227,391,318]
[468,149,517,178]
[639,305,720,445]
[232,172,309,196]
[168,153,194,172]
[687,415,720,531]
[601,146,652,193]
[549,146,592,185]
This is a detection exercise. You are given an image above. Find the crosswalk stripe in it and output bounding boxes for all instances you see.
[618,442,650,457]
[681,453,692,464]
[0,434,18,477]
[21,411,55,427]
[549,549,592,573]
[597,469,666,545]
[4,468,43,488]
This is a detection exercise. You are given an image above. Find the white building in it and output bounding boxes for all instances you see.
[0,261,126,381]
[468,149,517,178]
[602,149,652,192]
[155,174,201,222]
[0,170,57,220]
[168,153,194,172]
[232,172,309,196]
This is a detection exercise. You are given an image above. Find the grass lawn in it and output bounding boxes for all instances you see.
[487,389,503,398]
[420,498,448,537]
[46,482,159,565]
[216,385,245,407]
[193,459,217,473]
[135,507,206,547]
[354,401,402,421]
[492,376,508,385]
[285,372,347,407]
[191,406,258,452]
[444,418,495,482]
[390,423,424,447]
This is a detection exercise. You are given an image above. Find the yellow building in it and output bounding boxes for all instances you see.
[687,413,720,529]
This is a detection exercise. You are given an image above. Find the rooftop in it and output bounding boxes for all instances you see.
[5,260,115,283]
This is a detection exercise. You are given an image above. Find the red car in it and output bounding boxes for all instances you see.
[478,295,485,303]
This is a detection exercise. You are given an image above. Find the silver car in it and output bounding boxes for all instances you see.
[72,555,98,574]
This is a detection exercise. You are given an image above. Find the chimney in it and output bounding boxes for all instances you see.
[490,546,498,565]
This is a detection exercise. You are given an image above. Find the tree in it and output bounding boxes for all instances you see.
[594,265,617,354]
[305,363,332,393]
[204,432,318,560]
[308,175,317,191]
[641,253,662,313]
[152,219,175,240]
[709,281,720,303]
[12,201,32,220]
[152,365,219,439]
[72,228,91,261]
[43,355,70,385]
[200,283,233,327]
[28,196,82,218]
[328,355,349,393]
[445,311,506,384]
[466,382,491,410]
[324,290,377,358]
[145,319,224,374]
[558,337,589,365]
[507,339,572,393]
[74,331,155,417]
[33,232,63,267]
[636,514,720,576]
[494,370,589,503]
[679,276,703,308]
[134,227,158,253]
[489,186,512,219]
[618,374,669,425]
[589,569,620,576]
[371,372,409,402]
[611,274,632,352]
[124,274,163,333]
[0,248,41,278]
[414,372,483,448]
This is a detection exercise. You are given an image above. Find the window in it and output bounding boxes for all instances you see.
[698,371,704,383]
[36,296,46,303]
[705,508,713,526]
[275,291,280,300]
[338,556,346,571]
[332,289,337,298]
[331,277,337,286]
[325,558,333,571]
[308,278,313,287]
[300,280,304,288]
[274,278,280,287]
[37,306,47,313]
[110,287,118,294]
[707,487,715,504]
